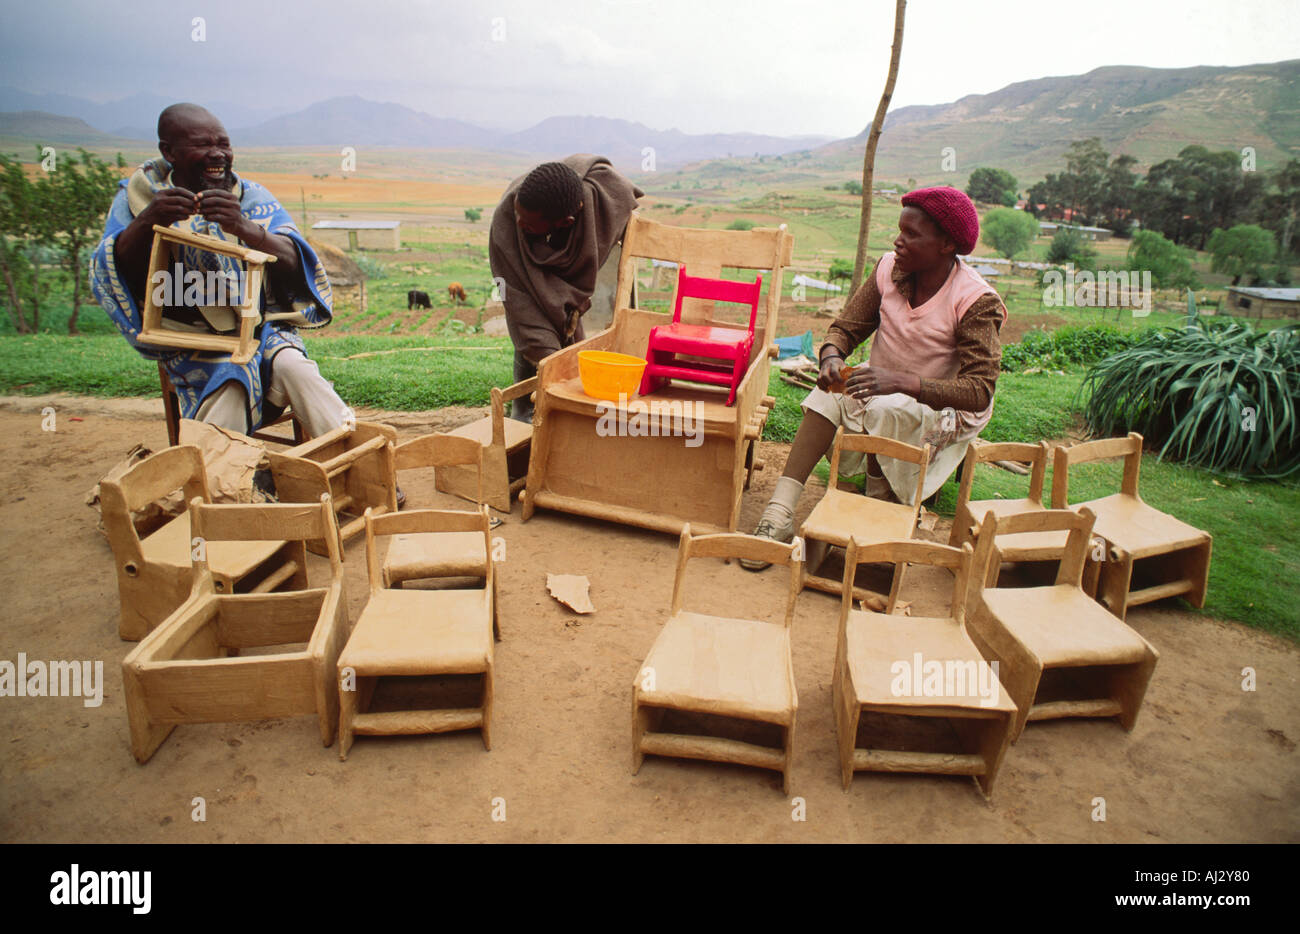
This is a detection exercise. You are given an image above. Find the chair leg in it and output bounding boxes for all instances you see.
[1098,551,1134,621]
[1185,539,1212,608]
[832,653,858,791]
[631,695,650,774]
[338,674,357,761]
[481,663,494,751]
[782,719,795,796]
[1114,648,1159,732]
[124,663,175,764]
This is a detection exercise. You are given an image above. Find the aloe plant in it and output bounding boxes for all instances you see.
[1080,317,1300,478]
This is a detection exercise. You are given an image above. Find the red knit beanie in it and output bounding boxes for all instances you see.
[900,186,979,254]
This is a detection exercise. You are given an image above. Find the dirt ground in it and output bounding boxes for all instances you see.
[0,397,1297,843]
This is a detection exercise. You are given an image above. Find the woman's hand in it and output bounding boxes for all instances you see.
[845,365,921,400]
[816,355,845,391]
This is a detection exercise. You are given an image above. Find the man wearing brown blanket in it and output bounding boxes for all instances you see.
[489,155,643,421]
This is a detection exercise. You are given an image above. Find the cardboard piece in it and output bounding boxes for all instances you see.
[547,574,595,614]
[178,419,265,504]
[632,527,802,794]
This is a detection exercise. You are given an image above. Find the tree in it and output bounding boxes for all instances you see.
[1046,228,1096,269]
[843,180,862,196]
[1136,145,1265,249]
[41,148,123,333]
[851,0,906,294]
[1207,224,1277,285]
[0,153,39,333]
[827,257,853,287]
[1062,138,1108,224]
[464,207,482,223]
[1261,159,1300,259]
[981,207,1038,259]
[966,167,1017,207]
[1127,229,1197,289]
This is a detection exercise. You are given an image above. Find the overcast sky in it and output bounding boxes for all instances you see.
[2,0,1297,137]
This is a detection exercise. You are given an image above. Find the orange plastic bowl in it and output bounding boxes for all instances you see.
[578,350,647,402]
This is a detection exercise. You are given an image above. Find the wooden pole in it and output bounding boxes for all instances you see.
[851,0,907,294]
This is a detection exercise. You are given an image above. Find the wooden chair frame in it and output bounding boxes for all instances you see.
[1052,432,1212,620]
[833,539,1017,796]
[121,495,347,763]
[138,224,273,365]
[966,507,1159,741]
[522,214,792,535]
[434,378,537,512]
[338,506,498,759]
[799,427,929,602]
[632,526,802,793]
[950,440,1101,594]
[100,444,307,641]
[267,421,398,553]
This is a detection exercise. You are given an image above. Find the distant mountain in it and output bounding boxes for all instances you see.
[0,111,146,145]
[232,96,498,148]
[497,115,832,166]
[821,60,1300,182]
[0,86,290,139]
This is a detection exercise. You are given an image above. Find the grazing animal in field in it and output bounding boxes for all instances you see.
[407,289,431,310]
[447,282,468,304]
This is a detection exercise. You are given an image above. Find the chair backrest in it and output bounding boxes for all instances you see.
[363,505,492,593]
[827,427,930,507]
[955,440,1051,512]
[100,445,211,563]
[840,539,974,629]
[671,265,763,335]
[969,506,1097,595]
[615,213,793,338]
[189,493,342,580]
[394,433,484,504]
[669,524,802,628]
[1051,432,1142,507]
[491,378,538,447]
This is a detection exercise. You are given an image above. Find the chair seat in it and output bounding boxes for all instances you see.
[447,414,532,453]
[141,512,286,579]
[982,584,1151,667]
[967,500,1069,559]
[383,531,487,584]
[649,322,752,353]
[844,611,1016,712]
[340,588,492,676]
[1081,494,1210,558]
[802,489,918,546]
[638,611,794,724]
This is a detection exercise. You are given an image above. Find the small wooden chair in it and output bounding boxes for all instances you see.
[121,495,348,763]
[384,434,488,588]
[799,428,929,603]
[1052,432,1212,621]
[435,379,537,513]
[137,224,272,364]
[833,539,1018,796]
[337,506,499,759]
[638,266,763,406]
[950,440,1101,594]
[966,508,1159,741]
[158,363,304,447]
[632,527,802,793]
[100,444,307,641]
[267,421,398,553]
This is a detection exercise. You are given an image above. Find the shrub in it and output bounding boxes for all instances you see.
[1001,324,1140,372]
[726,218,755,231]
[1081,318,1300,477]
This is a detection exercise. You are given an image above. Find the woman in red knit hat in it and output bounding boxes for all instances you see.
[743,185,1007,568]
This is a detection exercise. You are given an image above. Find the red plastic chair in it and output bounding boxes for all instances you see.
[638,265,763,406]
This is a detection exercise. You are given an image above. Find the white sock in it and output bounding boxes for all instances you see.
[766,475,804,519]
